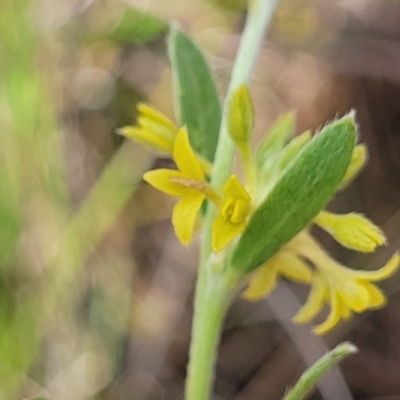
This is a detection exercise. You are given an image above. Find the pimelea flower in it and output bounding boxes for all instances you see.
[119,103,178,153]
[242,245,313,298]
[143,128,218,244]
[118,103,212,174]
[244,231,399,334]
[212,175,251,252]
[143,128,250,248]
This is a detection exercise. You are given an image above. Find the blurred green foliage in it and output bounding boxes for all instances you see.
[83,6,168,45]
[106,8,168,45]
[0,0,162,398]
[204,0,247,11]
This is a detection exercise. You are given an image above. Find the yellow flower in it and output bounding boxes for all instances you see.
[143,128,218,245]
[242,137,393,334]
[244,231,399,335]
[212,175,251,252]
[314,211,386,253]
[118,103,178,153]
[291,233,399,335]
[242,249,313,300]
[119,103,212,175]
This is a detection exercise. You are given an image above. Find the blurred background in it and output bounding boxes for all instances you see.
[1,0,400,399]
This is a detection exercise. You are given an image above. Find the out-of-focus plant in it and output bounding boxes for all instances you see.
[203,0,247,11]
[119,0,399,399]
[78,6,168,45]
[0,0,164,398]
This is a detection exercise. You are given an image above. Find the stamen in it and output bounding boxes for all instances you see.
[169,176,206,191]
[221,197,249,224]
[169,177,222,205]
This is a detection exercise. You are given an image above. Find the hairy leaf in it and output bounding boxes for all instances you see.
[168,28,221,162]
[231,114,357,273]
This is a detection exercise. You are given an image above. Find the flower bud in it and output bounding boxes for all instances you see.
[228,85,254,149]
[314,211,385,253]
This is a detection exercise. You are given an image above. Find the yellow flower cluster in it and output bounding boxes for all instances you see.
[119,104,251,251]
[119,91,399,334]
[243,232,399,335]
[142,128,251,250]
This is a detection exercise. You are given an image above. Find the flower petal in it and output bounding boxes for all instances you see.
[313,290,342,335]
[339,302,352,320]
[336,278,369,312]
[278,252,313,284]
[351,253,400,281]
[137,103,177,134]
[293,274,327,324]
[212,215,245,252]
[223,175,251,201]
[118,126,173,153]
[242,262,278,300]
[173,128,204,180]
[143,169,195,197]
[362,281,387,309]
[172,194,204,245]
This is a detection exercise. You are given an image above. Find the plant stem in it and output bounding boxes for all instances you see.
[241,144,257,193]
[185,270,236,400]
[186,2,280,399]
[201,0,280,262]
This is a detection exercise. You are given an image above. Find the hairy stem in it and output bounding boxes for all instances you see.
[185,270,237,400]
[201,0,280,262]
[185,1,280,399]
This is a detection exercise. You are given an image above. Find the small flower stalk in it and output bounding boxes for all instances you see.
[118,4,398,399]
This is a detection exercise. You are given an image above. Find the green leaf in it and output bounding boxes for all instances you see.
[253,113,299,203]
[278,130,311,170]
[108,8,167,45]
[231,114,357,273]
[255,112,295,169]
[168,28,222,162]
